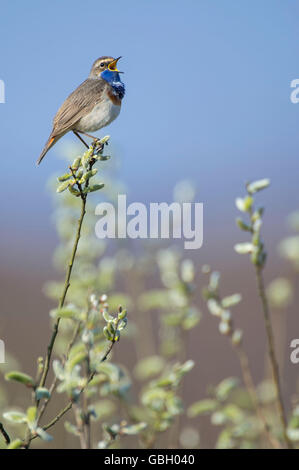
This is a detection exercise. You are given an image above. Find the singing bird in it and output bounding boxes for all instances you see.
[37,56,125,165]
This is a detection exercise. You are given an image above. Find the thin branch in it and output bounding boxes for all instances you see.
[100,319,120,362]
[255,267,292,449]
[0,422,10,445]
[39,196,87,389]
[208,288,279,448]
[236,344,281,449]
[24,140,108,448]
[37,321,82,424]
[25,329,119,447]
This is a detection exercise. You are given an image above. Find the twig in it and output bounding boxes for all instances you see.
[24,141,108,448]
[74,401,88,449]
[0,422,10,445]
[100,319,120,362]
[25,326,119,447]
[37,321,82,424]
[255,267,292,449]
[39,195,87,389]
[236,344,281,449]
[23,198,86,450]
[207,286,279,448]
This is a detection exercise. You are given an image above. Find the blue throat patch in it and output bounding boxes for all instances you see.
[101,70,125,100]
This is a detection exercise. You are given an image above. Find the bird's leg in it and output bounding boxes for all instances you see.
[74,131,104,155]
[78,131,101,142]
[73,131,89,148]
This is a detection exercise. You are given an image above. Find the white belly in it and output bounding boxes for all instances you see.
[76,96,121,133]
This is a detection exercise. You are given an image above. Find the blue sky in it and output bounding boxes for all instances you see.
[0,0,299,263]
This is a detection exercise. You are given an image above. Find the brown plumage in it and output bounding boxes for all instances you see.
[37,79,107,165]
[37,56,123,165]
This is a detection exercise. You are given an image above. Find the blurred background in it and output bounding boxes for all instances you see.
[0,0,299,448]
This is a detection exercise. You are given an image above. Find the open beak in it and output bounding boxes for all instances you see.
[108,56,122,72]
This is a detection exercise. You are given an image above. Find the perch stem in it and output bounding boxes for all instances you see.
[255,266,292,449]
[39,195,87,389]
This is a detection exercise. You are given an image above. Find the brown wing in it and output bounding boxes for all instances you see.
[52,78,107,136]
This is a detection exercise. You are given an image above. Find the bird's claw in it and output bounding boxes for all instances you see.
[92,139,104,155]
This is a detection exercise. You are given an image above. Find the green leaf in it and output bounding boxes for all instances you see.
[247,178,270,194]
[57,173,72,182]
[134,356,165,381]
[67,352,87,371]
[235,196,253,212]
[287,428,299,442]
[209,271,220,291]
[118,308,127,320]
[96,363,120,382]
[181,259,195,283]
[234,243,253,254]
[36,427,53,442]
[35,387,50,401]
[107,321,116,336]
[207,299,222,317]
[121,422,147,435]
[236,218,252,232]
[244,195,253,210]
[71,157,82,170]
[53,360,65,380]
[51,306,79,319]
[103,326,113,341]
[81,148,93,168]
[83,183,105,194]
[7,439,23,449]
[99,135,110,145]
[216,429,235,449]
[221,293,242,308]
[3,411,27,423]
[182,308,201,330]
[57,180,71,193]
[68,186,80,197]
[79,168,98,183]
[179,360,195,375]
[5,371,35,387]
[211,411,227,426]
[92,400,116,421]
[26,406,37,425]
[118,318,127,331]
[219,321,231,335]
[222,404,244,423]
[51,307,78,318]
[96,154,111,161]
[141,388,167,410]
[232,329,243,346]
[216,377,239,401]
[252,207,264,222]
[188,399,218,417]
[102,310,114,323]
[266,277,294,309]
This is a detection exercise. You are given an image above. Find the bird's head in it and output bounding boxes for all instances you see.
[89,56,122,79]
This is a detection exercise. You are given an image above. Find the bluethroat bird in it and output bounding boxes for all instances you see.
[37,56,125,164]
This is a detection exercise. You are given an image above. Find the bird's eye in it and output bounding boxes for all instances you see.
[100,62,105,67]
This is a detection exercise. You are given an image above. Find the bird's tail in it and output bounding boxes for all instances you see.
[36,134,57,165]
